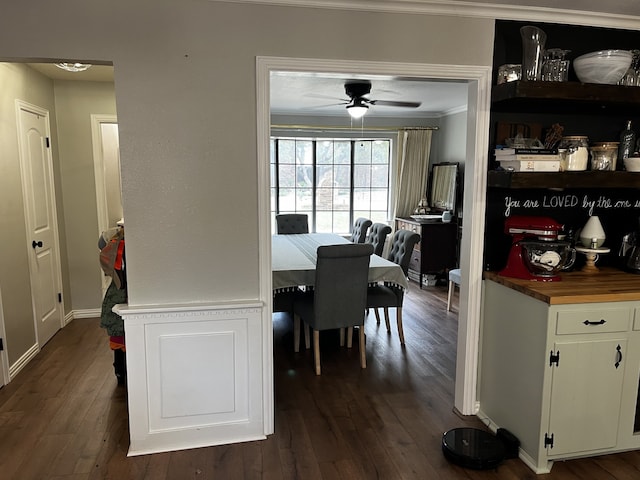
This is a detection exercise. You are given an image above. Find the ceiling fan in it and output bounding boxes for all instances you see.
[342,80,422,119]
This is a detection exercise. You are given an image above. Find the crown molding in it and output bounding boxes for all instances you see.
[216,0,640,30]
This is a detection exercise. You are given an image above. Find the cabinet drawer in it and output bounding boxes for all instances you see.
[396,220,420,234]
[408,249,421,273]
[555,308,631,335]
[634,308,640,331]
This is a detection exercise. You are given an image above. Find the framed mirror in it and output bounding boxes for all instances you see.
[429,162,458,213]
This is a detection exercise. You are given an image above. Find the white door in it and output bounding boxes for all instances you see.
[16,100,64,346]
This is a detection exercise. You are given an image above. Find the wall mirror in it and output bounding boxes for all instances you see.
[429,162,458,213]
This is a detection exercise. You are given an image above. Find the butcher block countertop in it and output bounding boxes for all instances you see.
[484,268,640,305]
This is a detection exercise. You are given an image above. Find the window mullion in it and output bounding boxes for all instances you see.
[312,140,317,233]
[349,140,355,229]
[275,139,280,213]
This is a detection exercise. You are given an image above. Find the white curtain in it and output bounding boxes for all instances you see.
[391,129,433,219]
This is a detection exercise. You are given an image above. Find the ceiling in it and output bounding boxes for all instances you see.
[269,72,469,118]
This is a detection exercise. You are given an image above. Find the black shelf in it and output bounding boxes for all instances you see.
[487,170,640,189]
[492,81,640,115]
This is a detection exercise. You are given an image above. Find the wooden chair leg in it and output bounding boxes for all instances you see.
[396,307,405,345]
[383,307,391,331]
[313,330,321,375]
[447,280,454,311]
[346,326,353,348]
[374,308,381,324]
[294,314,301,352]
[359,324,366,369]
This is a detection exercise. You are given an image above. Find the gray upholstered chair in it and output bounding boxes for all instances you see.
[276,214,309,234]
[447,268,461,312]
[350,217,372,243]
[366,229,420,345]
[292,243,373,375]
[366,223,392,256]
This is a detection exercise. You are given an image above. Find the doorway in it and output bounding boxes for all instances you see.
[257,57,492,416]
[92,114,122,295]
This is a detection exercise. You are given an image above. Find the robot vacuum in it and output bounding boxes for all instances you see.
[442,428,506,470]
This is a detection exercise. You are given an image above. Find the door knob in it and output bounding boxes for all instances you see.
[32,240,43,249]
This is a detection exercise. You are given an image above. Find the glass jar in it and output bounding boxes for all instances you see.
[559,136,589,171]
[497,64,522,84]
[590,141,619,171]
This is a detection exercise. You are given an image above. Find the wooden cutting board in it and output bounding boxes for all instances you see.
[484,268,640,305]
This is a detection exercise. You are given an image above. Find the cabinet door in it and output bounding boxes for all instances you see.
[548,338,626,457]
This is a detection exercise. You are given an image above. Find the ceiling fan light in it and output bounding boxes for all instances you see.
[347,104,368,119]
[55,62,92,72]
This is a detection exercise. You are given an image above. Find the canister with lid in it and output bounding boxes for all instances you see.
[559,136,589,171]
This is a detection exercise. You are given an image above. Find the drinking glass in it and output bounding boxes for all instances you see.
[542,48,571,82]
[520,26,547,81]
[620,49,640,86]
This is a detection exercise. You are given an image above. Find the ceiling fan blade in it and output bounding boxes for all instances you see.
[308,101,350,109]
[368,99,422,108]
[305,93,350,102]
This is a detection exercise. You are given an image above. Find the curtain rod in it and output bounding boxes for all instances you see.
[271,124,439,131]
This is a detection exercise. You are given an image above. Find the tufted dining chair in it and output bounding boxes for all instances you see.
[276,214,309,234]
[366,229,420,345]
[366,223,392,257]
[447,268,461,312]
[350,217,372,243]
[292,243,373,375]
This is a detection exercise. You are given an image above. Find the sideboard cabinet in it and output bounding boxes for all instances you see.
[479,277,640,473]
[395,217,457,288]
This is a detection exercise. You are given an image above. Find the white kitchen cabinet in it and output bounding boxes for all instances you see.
[478,279,640,473]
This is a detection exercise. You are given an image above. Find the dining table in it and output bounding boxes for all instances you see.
[272,232,409,292]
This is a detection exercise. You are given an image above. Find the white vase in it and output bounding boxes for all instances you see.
[579,215,606,248]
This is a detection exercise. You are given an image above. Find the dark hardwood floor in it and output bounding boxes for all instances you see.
[1,282,640,479]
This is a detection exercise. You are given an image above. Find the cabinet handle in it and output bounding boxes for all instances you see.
[583,319,606,326]
[615,344,622,369]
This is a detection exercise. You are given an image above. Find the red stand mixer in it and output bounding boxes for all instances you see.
[499,215,575,282]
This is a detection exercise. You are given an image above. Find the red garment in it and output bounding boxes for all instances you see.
[109,335,126,352]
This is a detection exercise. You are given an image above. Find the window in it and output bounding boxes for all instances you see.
[270,137,391,234]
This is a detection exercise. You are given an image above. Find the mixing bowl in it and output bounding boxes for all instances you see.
[521,240,576,278]
[573,49,632,85]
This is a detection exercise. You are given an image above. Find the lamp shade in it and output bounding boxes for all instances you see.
[55,62,92,72]
[347,103,368,119]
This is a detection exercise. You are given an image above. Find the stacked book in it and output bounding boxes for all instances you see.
[494,147,560,172]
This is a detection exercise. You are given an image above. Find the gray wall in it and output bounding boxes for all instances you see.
[438,110,468,168]
[0,1,495,360]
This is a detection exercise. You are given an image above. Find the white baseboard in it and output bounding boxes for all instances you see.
[9,342,40,380]
[71,308,101,319]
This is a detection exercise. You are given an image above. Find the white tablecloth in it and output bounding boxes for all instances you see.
[272,233,409,291]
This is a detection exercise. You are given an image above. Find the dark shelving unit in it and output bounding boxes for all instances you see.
[492,81,640,115]
[488,170,640,189]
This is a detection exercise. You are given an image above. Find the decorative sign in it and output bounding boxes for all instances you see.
[503,193,640,217]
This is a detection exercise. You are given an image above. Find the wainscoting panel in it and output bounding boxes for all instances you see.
[147,320,247,430]
[114,301,265,456]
